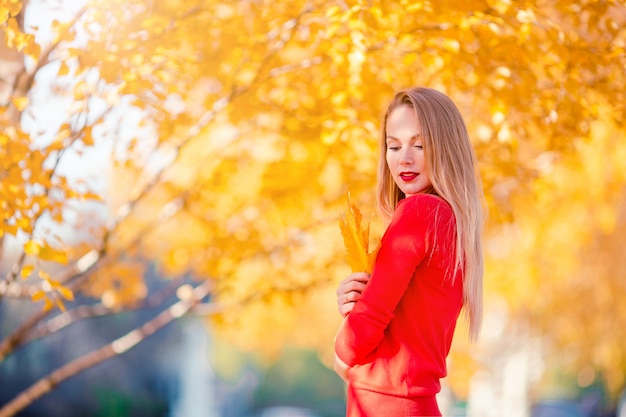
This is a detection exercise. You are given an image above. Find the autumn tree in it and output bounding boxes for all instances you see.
[1,0,625,415]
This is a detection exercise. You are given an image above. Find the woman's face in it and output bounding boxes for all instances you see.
[385,105,432,197]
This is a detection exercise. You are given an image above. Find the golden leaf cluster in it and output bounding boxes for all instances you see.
[339,196,379,274]
[31,270,74,312]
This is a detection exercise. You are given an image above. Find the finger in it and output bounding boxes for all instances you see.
[338,291,351,307]
[339,272,370,286]
[339,301,356,317]
[337,276,354,293]
[345,280,368,294]
[348,272,371,282]
[335,274,369,302]
[337,274,371,296]
[337,291,355,314]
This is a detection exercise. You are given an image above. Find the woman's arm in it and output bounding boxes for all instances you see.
[334,195,454,366]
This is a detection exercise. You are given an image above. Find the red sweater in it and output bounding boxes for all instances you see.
[335,194,463,397]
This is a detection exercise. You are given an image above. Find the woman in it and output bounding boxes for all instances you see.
[334,87,484,416]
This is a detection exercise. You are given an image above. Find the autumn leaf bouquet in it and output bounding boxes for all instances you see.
[339,197,380,273]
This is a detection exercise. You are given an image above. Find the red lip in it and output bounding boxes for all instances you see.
[399,172,418,182]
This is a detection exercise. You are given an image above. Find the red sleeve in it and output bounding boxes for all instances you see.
[334,194,452,366]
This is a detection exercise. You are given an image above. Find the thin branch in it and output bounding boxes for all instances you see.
[0,279,212,417]
[0,281,38,298]
[188,279,331,318]
[0,164,191,359]
[0,306,49,363]
[0,105,115,296]
[0,240,107,362]
[8,6,88,103]
[25,277,186,343]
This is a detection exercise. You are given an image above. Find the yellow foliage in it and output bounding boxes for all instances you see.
[1,0,626,401]
[38,244,69,265]
[57,61,70,76]
[83,262,147,308]
[29,270,75,312]
[20,265,34,278]
[23,240,40,256]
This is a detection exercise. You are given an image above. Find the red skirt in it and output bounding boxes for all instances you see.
[347,385,441,417]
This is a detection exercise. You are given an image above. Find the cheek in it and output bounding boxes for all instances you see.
[416,152,427,168]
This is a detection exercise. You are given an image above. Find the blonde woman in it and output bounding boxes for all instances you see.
[334,87,484,416]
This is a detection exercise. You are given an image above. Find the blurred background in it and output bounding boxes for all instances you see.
[0,0,625,416]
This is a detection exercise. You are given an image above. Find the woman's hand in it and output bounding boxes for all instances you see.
[336,272,370,317]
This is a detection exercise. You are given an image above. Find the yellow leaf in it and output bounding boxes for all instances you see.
[12,96,29,111]
[338,195,379,273]
[54,124,72,143]
[81,125,94,145]
[442,38,460,53]
[55,298,67,312]
[43,299,55,312]
[6,1,22,16]
[58,61,70,76]
[0,8,9,24]
[38,244,69,264]
[31,290,46,302]
[48,278,61,288]
[57,285,74,301]
[4,18,19,47]
[16,216,30,230]
[66,189,79,198]
[325,5,341,18]
[82,191,103,201]
[24,240,40,255]
[38,270,52,281]
[21,265,35,279]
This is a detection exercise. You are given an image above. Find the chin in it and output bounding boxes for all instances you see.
[402,186,432,197]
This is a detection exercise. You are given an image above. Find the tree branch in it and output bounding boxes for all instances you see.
[0,279,212,417]
[10,6,88,100]
[0,104,114,297]
[25,277,186,343]
[0,251,102,362]
[0,74,237,355]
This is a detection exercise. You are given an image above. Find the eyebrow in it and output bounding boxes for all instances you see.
[385,134,422,141]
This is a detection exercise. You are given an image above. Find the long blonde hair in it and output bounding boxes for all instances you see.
[377,87,484,341]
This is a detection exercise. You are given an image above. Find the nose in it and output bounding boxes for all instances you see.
[399,148,414,165]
